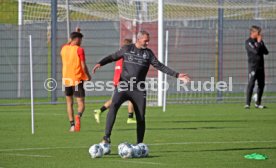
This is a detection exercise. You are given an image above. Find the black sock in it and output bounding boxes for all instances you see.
[103,135,111,143]
[70,120,75,127]
[100,106,107,112]
[128,112,134,118]
[78,112,83,117]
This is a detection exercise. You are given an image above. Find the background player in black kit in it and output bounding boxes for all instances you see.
[93,31,190,144]
[245,25,269,109]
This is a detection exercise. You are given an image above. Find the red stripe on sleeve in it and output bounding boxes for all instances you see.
[77,47,86,61]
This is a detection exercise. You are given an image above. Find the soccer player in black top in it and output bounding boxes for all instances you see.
[93,31,190,144]
[245,25,269,109]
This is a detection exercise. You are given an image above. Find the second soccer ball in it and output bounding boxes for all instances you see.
[118,142,134,159]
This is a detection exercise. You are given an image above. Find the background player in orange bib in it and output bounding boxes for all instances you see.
[61,32,91,132]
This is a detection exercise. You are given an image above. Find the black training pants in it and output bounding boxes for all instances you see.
[246,69,265,105]
[105,87,146,143]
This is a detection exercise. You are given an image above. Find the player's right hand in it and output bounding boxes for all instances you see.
[257,34,262,42]
[178,73,191,84]
[87,74,92,81]
[92,64,101,74]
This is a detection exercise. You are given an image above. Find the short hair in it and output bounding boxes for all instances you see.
[70,32,83,40]
[137,30,150,39]
[250,25,262,33]
[123,38,132,45]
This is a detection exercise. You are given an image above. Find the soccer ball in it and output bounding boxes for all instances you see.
[99,142,111,155]
[118,142,128,153]
[89,144,103,158]
[131,144,142,158]
[137,143,149,157]
[253,93,258,102]
[118,142,134,159]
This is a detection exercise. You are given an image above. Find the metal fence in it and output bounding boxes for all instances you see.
[0,0,276,105]
[165,19,276,104]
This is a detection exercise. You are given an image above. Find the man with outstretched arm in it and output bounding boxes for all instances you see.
[92,30,190,145]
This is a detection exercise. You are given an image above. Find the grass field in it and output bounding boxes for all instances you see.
[0,103,276,168]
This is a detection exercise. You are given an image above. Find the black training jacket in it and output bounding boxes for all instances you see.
[245,38,269,71]
[98,44,179,89]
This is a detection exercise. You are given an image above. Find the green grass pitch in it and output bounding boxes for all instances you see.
[0,103,276,168]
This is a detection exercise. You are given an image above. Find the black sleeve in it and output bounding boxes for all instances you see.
[98,46,127,66]
[149,50,179,78]
[261,41,269,55]
[245,40,269,55]
[245,40,259,55]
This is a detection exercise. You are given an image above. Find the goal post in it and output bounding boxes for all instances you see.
[17,0,23,98]
[65,0,71,40]
[157,0,164,107]
[51,0,58,103]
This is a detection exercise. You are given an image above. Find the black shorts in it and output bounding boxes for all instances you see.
[64,82,85,97]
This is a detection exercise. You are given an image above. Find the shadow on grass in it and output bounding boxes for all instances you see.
[102,154,160,159]
[199,146,276,152]
[117,127,229,131]
[167,120,247,123]
[83,127,230,133]
[161,146,276,153]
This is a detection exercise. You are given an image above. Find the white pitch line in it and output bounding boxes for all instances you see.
[0,146,87,152]
[3,153,52,158]
[0,113,64,116]
[36,113,64,116]
[0,140,275,152]
[114,160,164,166]
[148,140,276,146]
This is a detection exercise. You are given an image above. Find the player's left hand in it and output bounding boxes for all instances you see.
[92,64,101,74]
[178,73,191,83]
